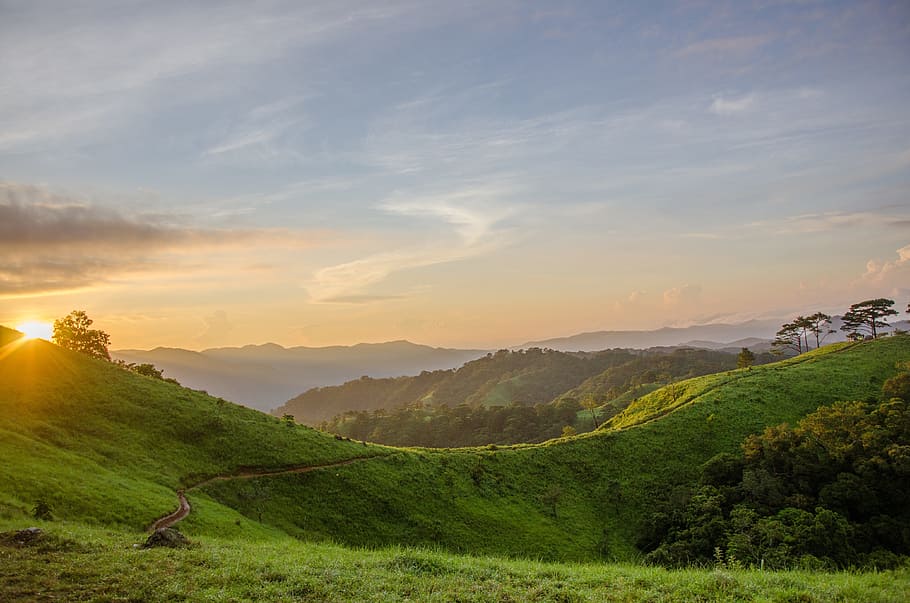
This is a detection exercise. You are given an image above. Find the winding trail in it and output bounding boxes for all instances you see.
[149,455,383,532]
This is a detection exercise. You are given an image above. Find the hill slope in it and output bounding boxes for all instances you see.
[276,347,645,424]
[209,338,910,560]
[0,328,383,534]
[2,327,907,562]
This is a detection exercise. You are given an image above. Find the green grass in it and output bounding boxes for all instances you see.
[0,336,386,530]
[2,520,907,602]
[2,330,909,600]
[199,337,910,560]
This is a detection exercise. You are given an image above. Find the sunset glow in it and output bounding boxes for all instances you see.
[15,321,53,341]
[0,2,908,350]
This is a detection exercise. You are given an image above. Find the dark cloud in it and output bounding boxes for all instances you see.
[0,182,218,251]
[0,182,286,296]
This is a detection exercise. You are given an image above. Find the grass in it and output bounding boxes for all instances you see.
[2,329,909,600]
[2,520,907,602]
[199,337,910,560]
[0,335,386,529]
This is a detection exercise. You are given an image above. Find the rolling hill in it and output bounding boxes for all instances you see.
[3,324,907,564]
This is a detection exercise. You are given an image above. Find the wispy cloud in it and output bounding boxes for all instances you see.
[202,97,309,159]
[0,2,418,152]
[709,94,755,116]
[676,34,772,57]
[663,284,701,307]
[307,186,516,303]
[749,210,910,236]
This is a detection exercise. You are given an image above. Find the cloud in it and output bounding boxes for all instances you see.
[676,35,772,58]
[863,243,910,283]
[307,187,516,303]
[749,210,910,236]
[197,310,234,346]
[663,284,702,306]
[0,182,319,297]
[380,187,515,246]
[202,97,309,160]
[709,94,755,116]
[0,2,422,152]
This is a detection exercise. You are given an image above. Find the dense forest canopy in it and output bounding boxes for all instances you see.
[640,365,910,569]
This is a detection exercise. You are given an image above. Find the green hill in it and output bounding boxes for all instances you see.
[277,347,645,424]
[281,347,749,446]
[1,328,908,564]
[0,328,384,535]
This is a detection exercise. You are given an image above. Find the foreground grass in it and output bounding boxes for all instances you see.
[2,521,907,603]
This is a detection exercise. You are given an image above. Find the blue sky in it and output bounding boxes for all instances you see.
[2,0,909,348]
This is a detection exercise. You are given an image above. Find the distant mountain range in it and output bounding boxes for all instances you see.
[113,317,910,412]
[515,320,784,351]
[112,341,486,412]
[516,318,910,352]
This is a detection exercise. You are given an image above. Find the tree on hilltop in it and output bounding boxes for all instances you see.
[840,299,898,339]
[805,312,834,349]
[772,321,806,355]
[53,310,111,361]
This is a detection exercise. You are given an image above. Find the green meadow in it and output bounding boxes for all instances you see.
[2,326,909,601]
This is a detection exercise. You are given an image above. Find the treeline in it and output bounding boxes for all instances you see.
[322,399,583,447]
[281,348,647,424]
[639,365,910,569]
[773,298,906,354]
[318,348,765,447]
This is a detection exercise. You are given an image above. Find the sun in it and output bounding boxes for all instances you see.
[15,321,54,341]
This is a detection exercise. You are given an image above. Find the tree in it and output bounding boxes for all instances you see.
[52,310,111,360]
[840,299,898,339]
[805,312,834,349]
[581,396,600,429]
[772,322,804,355]
[737,347,755,369]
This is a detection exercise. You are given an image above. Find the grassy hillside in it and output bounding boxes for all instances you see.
[204,337,910,560]
[2,328,907,565]
[0,329,383,532]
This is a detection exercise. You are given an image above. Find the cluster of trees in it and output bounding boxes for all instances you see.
[772,312,835,355]
[53,310,173,382]
[321,399,584,447]
[639,370,910,569]
[773,298,907,355]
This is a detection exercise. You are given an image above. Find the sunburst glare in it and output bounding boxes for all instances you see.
[15,321,54,341]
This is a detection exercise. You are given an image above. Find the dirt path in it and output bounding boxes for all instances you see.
[149,455,383,531]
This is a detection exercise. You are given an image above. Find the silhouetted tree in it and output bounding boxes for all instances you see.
[840,299,898,339]
[737,348,755,369]
[772,322,804,355]
[805,312,834,349]
[52,310,111,360]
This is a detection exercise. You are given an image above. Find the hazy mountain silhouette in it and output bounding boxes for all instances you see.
[112,341,486,412]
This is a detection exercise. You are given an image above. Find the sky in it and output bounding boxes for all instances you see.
[1,0,909,350]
